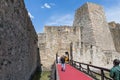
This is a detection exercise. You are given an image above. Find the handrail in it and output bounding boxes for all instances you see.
[70,60,112,80]
[50,61,57,80]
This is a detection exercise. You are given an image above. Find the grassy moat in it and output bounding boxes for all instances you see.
[32,71,50,80]
[40,71,50,80]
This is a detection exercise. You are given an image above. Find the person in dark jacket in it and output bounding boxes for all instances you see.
[60,55,66,71]
[110,59,120,80]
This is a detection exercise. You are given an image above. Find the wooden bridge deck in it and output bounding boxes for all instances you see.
[57,64,93,80]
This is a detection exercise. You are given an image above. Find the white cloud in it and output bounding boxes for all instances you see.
[41,3,52,9]
[28,12,34,19]
[105,3,120,23]
[45,14,74,26]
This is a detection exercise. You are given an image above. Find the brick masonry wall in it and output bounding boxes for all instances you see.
[0,0,38,80]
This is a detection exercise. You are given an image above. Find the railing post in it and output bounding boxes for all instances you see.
[73,60,74,66]
[74,61,76,67]
[101,69,104,80]
[79,63,81,71]
[87,65,90,74]
[70,60,73,66]
[56,53,58,63]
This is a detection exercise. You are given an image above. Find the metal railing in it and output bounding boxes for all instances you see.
[70,60,112,80]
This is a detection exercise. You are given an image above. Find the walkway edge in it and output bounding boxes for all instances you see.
[56,64,60,80]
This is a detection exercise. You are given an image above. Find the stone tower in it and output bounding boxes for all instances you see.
[73,2,115,51]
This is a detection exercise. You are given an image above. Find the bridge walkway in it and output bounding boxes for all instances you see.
[56,64,93,80]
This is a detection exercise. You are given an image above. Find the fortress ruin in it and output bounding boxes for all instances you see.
[1,0,120,79]
[38,2,120,71]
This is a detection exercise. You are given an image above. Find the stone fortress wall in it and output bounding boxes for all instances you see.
[0,0,38,80]
[38,26,81,70]
[109,22,120,53]
[38,2,120,70]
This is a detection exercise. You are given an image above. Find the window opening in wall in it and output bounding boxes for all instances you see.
[89,61,92,64]
[58,28,61,31]
[81,42,83,48]
[73,27,76,34]
[80,26,83,37]
[90,45,92,49]
[65,52,68,55]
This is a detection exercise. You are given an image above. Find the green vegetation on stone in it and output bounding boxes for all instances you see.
[40,71,50,80]
[32,71,50,80]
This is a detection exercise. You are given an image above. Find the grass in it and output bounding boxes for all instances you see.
[40,71,50,80]
[32,71,50,80]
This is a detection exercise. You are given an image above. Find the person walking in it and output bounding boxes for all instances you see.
[65,55,69,63]
[110,59,120,80]
[60,55,66,71]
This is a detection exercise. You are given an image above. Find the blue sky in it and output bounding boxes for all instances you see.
[24,0,120,33]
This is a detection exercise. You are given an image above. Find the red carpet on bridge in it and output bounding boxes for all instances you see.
[57,64,93,80]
